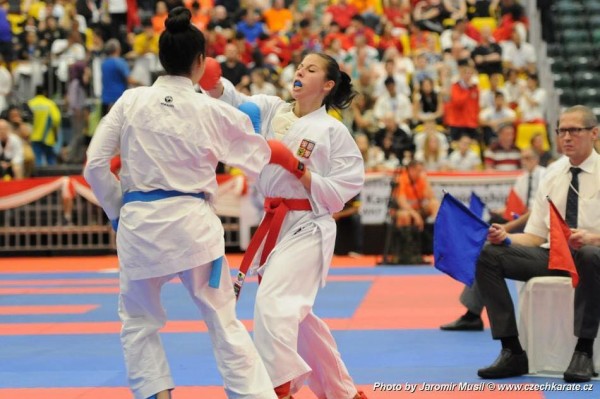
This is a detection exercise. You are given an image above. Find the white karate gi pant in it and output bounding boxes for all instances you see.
[253,225,357,399]
[119,258,276,399]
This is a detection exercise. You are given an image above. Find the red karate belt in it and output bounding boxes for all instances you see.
[234,197,312,299]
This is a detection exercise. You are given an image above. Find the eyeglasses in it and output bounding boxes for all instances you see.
[555,126,595,137]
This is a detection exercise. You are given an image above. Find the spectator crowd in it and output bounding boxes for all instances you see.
[0,0,557,182]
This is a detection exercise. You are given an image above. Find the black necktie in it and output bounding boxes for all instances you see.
[565,167,582,228]
[526,172,533,209]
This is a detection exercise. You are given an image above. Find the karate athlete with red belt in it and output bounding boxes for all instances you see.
[202,53,368,399]
[84,8,277,399]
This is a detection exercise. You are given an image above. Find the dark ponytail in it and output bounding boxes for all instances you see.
[159,7,206,76]
[316,53,357,111]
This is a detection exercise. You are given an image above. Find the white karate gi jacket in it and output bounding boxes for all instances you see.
[219,78,365,284]
[85,75,270,280]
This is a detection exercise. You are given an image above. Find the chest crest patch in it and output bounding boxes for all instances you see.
[297,139,316,159]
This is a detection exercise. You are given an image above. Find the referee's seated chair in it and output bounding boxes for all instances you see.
[517,276,600,375]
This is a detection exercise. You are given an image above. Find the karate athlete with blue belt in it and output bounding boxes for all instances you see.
[202,53,368,399]
[84,7,277,399]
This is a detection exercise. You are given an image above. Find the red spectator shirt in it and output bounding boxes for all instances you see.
[444,81,480,128]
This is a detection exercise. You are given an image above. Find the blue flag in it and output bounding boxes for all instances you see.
[469,191,485,219]
[434,193,489,287]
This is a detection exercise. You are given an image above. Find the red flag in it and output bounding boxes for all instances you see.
[503,188,527,220]
[547,198,579,287]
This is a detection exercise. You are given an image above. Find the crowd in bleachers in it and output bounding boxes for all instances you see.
[0,0,562,181]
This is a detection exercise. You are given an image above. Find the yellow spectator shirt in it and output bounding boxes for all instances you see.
[133,32,160,56]
[28,95,62,146]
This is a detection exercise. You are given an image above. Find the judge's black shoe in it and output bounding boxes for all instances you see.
[440,316,483,331]
[564,351,598,383]
[477,349,528,379]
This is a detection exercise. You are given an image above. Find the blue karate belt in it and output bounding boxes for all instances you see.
[123,189,206,203]
[117,189,222,289]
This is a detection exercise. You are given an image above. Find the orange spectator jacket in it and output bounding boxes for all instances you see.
[398,171,429,211]
[263,9,293,33]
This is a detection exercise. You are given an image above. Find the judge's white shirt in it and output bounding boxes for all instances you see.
[525,151,600,245]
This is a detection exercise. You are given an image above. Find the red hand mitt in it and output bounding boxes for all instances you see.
[199,57,222,90]
[267,140,305,179]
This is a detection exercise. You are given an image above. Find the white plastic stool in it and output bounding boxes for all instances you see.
[517,276,600,374]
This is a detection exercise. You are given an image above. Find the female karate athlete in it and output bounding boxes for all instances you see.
[203,53,368,399]
[83,7,277,399]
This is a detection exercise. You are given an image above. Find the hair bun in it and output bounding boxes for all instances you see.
[165,7,191,34]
